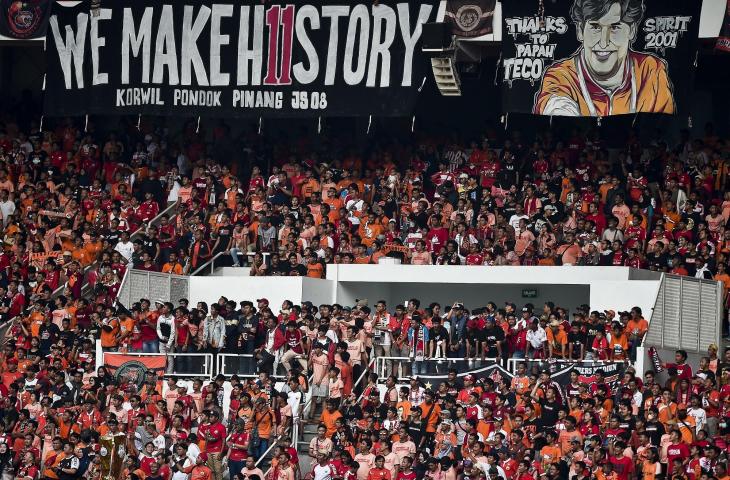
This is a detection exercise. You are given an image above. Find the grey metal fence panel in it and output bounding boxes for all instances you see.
[148,272,171,302]
[646,274,722,353]
[116,269,191,306]
[662,277,682,348]
[677,276,700,352]
[170,276,190,303]
[129,271,150,304]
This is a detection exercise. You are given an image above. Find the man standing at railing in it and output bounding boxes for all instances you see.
[157,301,176,373]
[256,317,286,375]
[372,300,396,376]
[204,304,226,360]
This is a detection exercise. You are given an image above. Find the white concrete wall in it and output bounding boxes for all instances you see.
[188,276,306,309]
[301,278,336,306]
[328,264,632,284]
[589,280,662,323]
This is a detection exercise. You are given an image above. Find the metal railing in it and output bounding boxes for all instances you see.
[103,351,215,378]
[256,371,315,470]
[373,356,499,381]
[116,269,190,307]
[216,353,292,379]
[190,251,227,276]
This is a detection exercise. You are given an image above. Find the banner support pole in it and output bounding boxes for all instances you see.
[84,114,89,132]
[493,53,502,86]
[195,116,201,134]
[367,115,372,134]
[136,114,141,130]
[258,117,263,135]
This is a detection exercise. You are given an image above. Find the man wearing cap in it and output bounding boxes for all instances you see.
[446,302,468,358]
[203,409,226,480]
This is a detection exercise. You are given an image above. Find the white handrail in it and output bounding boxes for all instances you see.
[254,372,315,469]
[190,251,226,276]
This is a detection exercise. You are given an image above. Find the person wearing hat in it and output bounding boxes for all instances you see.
[446,302,468,358]
[202,409,226,480]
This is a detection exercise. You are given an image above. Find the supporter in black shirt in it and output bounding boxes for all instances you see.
[58,318,76,347]
[428,318,449,358]
[38,316,60,355]
[567,321,586,360]
[481,317,504,359]
[406,407,425,448]
[443,369,463,397]
[141,230,160,260]
[643,408,666,447]
[645,241,668,270]
[538,392,560,432]
[616,402,636,431]
[282,254,307,276]
[223,301,241,352]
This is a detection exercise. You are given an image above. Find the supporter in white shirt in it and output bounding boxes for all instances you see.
[0,192,15,227]
[508,205,529,233]
[114,232,135,266]
[525,320,547,356]
[312,454,337,480]
[687,397,707,434]
[155,301,176,354]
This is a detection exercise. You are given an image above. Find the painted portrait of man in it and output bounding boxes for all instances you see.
[533,0,676,116]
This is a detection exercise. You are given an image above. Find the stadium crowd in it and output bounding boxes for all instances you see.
[2,117,730,309]
[0,113,728,480]
[0,288,727,480]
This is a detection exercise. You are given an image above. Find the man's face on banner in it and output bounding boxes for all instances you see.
[577,2,637,84]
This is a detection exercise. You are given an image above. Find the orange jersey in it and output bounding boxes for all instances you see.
[533,51,675,117]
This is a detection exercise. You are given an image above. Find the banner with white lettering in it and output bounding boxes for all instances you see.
[43,0,436,118]
[501,0,701,117]
[537,360,627,394]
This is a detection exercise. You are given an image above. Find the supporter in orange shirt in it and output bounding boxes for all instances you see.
[320,400,343,438]
[546,320,567,358]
